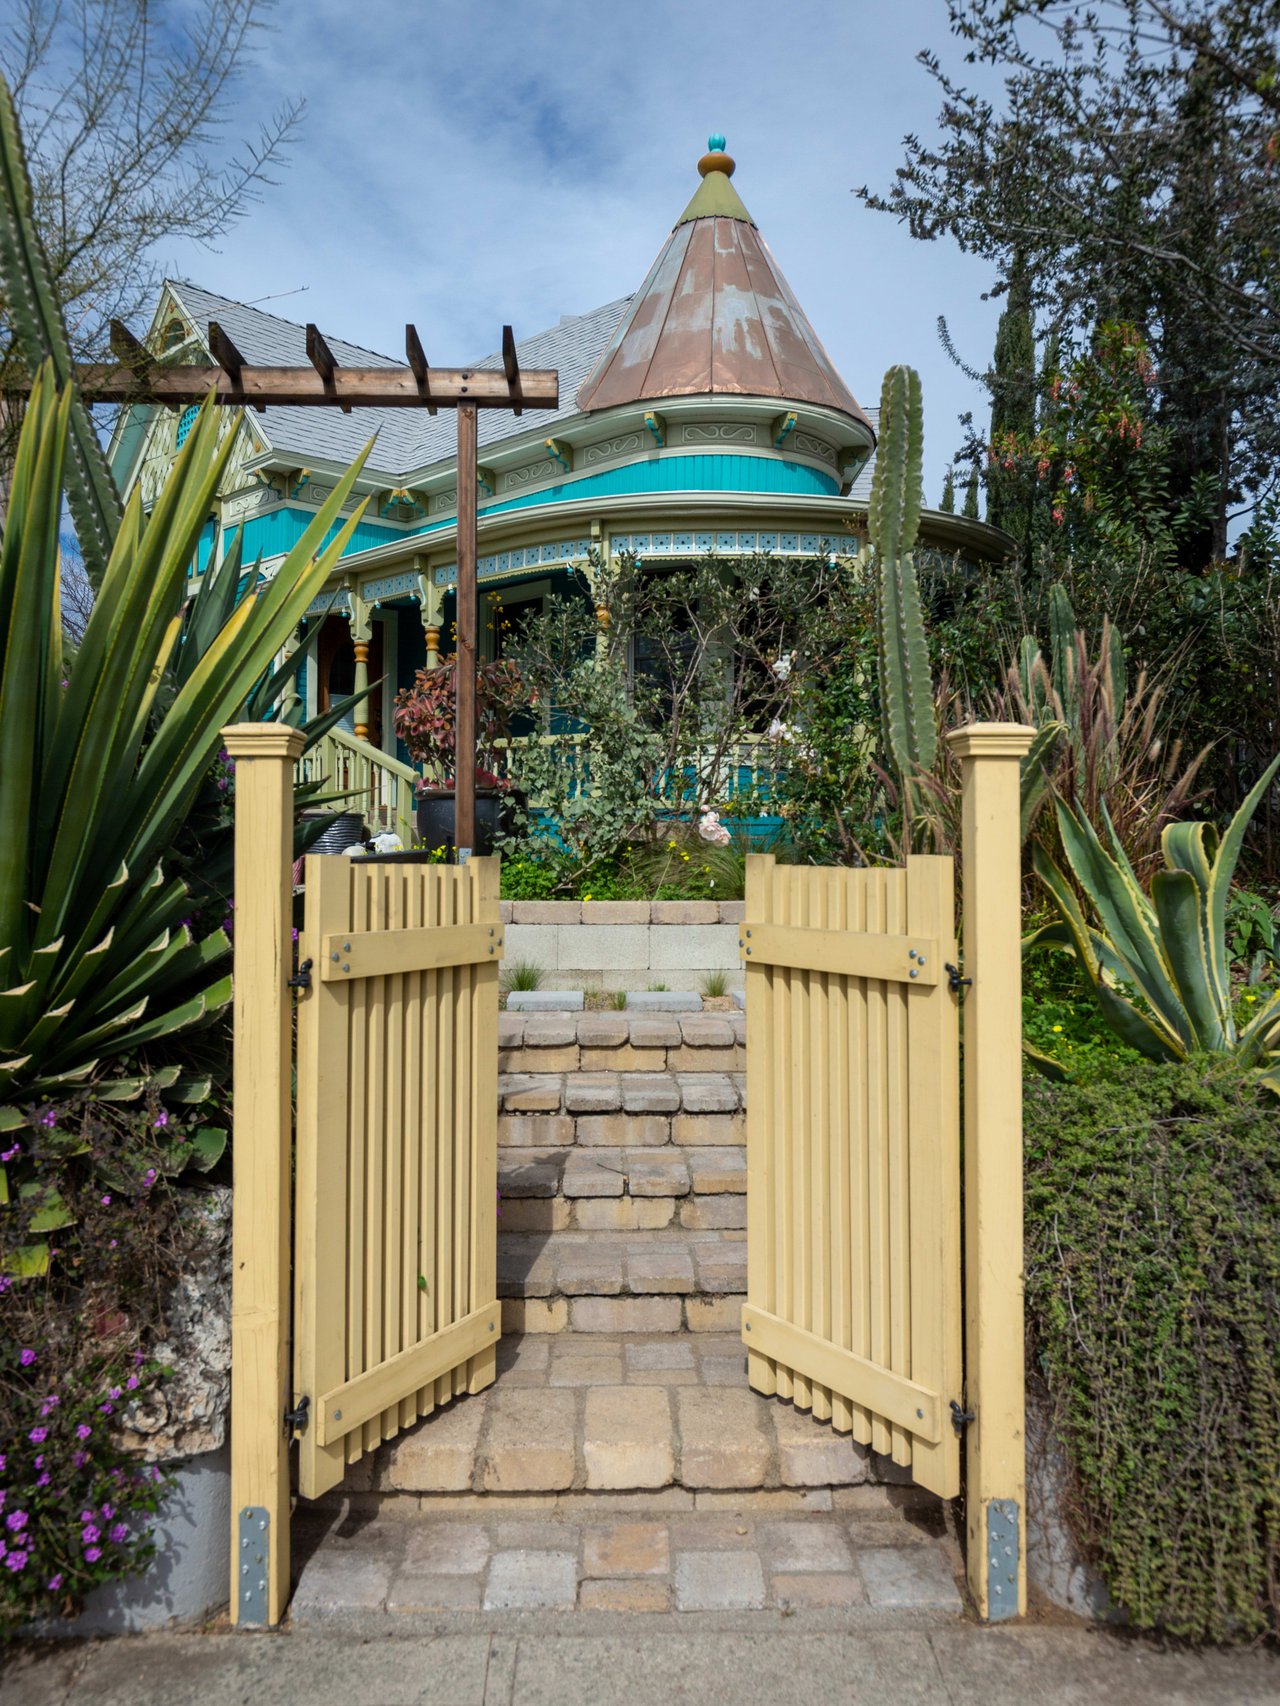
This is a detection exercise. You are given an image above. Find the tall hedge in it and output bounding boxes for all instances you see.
[1024,1059,1280,1642]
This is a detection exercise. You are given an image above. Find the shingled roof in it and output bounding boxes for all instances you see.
[164,282,632,476]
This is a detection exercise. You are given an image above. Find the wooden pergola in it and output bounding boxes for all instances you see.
[43,317,561,856]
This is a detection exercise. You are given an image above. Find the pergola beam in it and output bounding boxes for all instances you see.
[2,361,559,411]
[305,323,350,414]
[502,324,523,416]
[405,324,436,415]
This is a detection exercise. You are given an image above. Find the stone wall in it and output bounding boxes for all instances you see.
[499,900,745,992]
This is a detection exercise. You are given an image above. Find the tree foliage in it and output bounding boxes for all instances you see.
[861,0,1280,561]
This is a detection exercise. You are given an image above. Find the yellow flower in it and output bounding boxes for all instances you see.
[1245,993,1258,1002]
[1052,1024,1063,1033]
[583,893,593,901]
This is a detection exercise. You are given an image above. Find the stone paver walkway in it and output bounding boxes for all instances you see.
[291,1485,963,1625]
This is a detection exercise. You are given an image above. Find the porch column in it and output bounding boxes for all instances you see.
[415,562,445,669]
[279,627,303,723]
[946,721,1035,1622]
[347,588,373,740]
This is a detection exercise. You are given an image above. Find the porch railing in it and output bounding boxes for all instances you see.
[495,730,780,813]
[295,728,418,844]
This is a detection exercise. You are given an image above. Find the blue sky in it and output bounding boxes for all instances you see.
[159,0,1006,499]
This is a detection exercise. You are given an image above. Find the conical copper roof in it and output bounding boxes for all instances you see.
[576,138,871,434]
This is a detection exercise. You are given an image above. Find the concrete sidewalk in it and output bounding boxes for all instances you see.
[5,1624,1278,1705]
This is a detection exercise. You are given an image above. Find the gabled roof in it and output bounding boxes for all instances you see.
[576,138,872,435]
[164,281,632,476]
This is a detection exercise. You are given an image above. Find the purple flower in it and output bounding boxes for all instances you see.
[19,1348,36,1366]
[80,1510,94,1523]
[99,1503,115,1520]
[40,1395,59,1416]
[40,1108,57,1128]
[133,1350,144,1366]
[36,1472,50,1487]
[6,1511,28,1532]
[73,1450,88,1469]
[47,1573,63,1592]
[108,1386,121,1401]
[5,1550,28,1572]
[27,1427,47,1444]
[142,1168,157,1188]
[101,1194,111,1206]
[0,1144,19,1163]
[99,1402,114,1415]
[109,1523,129,1544]
[33,1456,42,1469]
[76,1424,92,1441]
[0,1454,6,1472]
[83,1545,101,1563]
[125,1375,139,1391]
[152,1111,169,1130]
[108,1238,118,1248]
[0,1277,10,1293]
[82,1524,101,1544]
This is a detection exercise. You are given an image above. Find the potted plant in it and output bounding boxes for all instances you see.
[393,656,528,856]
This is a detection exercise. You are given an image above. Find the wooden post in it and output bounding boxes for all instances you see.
[946,721,1035,1622]
[221,722,305,1627]
[455,400,478,855]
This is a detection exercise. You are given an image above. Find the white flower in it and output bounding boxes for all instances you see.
[698,811,731,846]
[771,654,793,682]
[370,832,404,854]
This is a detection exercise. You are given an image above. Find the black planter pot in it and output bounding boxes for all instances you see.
[415,787,520,858]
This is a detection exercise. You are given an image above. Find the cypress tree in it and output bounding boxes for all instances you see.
[987,259,1037,541]
[962,470,980,520]
[940,469,956,512]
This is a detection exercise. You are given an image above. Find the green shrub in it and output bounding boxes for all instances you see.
[1024,1057,1280,1641]
[700,969,730,999]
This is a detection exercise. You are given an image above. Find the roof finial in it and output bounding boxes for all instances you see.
[698,133,735,178]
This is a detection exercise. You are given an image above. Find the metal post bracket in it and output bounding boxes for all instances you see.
[237,1506,270,1626]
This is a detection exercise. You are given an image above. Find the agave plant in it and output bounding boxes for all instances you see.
[993,583,1208,872]
[1027,753,1280,1089]
[0,366,372,1137]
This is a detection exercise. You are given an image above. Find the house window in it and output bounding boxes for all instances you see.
[176,405,199,448]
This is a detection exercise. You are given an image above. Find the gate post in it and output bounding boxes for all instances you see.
[221,722,305,1627]
[947,721,1035,1621]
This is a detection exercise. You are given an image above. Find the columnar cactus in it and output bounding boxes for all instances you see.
[869,364,937,793]
[0,72,122,586]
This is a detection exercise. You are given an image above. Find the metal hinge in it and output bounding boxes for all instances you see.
[284,1394,310,1436]
[950,1398,975,1435]
[287,957,313,991]
[944,961,972,998]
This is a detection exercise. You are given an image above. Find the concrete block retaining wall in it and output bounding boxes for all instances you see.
[498,901,745,992]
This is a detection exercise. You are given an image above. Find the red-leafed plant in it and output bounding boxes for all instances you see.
[393,656,527,789]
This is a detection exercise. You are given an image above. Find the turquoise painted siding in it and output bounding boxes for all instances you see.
[222,506,404,564]
[478,454,838,518]
[211,454,837,572]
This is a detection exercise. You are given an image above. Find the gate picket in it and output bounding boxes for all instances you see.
[295,857,502,1499]
[742,854,962,1500]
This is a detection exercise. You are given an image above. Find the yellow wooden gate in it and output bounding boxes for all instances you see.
[741,854,962,1500]
[293,855,503,1499]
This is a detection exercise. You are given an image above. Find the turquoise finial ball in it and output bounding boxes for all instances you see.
[708,132,726,153]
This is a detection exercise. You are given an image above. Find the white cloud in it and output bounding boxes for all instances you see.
[158,0,1004,497]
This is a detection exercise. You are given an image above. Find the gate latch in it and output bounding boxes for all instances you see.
[944,962,972,998]
[950,1398,975,1435]
[284,1394,310,1436]
[287,958,313,992]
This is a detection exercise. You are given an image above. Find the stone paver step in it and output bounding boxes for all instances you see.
[291,1494,963,1623]
[499,1070,745,1117]
[360,1333,924,1499]
[498,1146,746,1234]
[497,1230,746,1304]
